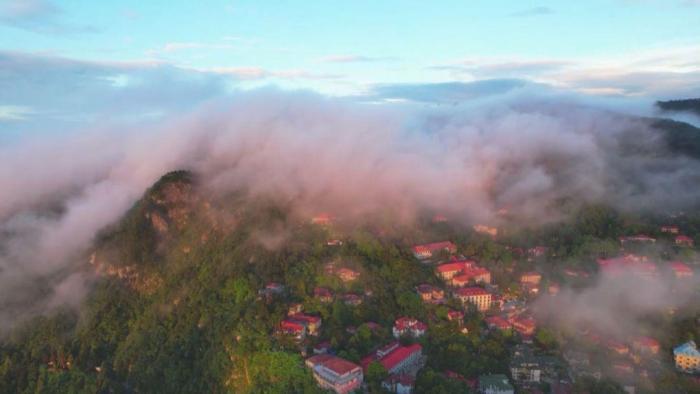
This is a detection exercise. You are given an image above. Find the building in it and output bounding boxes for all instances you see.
[382,374,415,394]
[479,374,514,394]
[306,354,363,394]
[447,309,464,324]
[606,339,630,355]
[676,235,694,247]
[674,341,700,373]
[311,213,334,225]
[511,316,536,337]
[314,287,334,303]
[597,255,657,277]
[632,336,660,355]
[510,346,541,384]
[280,319,306,340]
[361,342,424,375]
[455,287,491,311]
[411,241,457,260]
[342,293,363,306]
[288,313,322,336]
[393,317,427,338]
[661,225,680,234]
[486,316,511,331]
[415,284,445,304]
[313,341,331,355]
[619,235,656,245]
[520,272,542,285]
[436,260,475,281]
[669,262,694,278]
[259,282,285,298]
[337,268,360,282]
[452,267,492,287]
[474,224,498,237]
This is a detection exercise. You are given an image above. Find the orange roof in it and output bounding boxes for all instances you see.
[322,356,361,375]
[436,261,473,273]
[670,261,693,273]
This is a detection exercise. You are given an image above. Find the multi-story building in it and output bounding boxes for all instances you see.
[361,342,424,375]
[393,317,427,338]
[454,287,491,311]
[670,262,694,278]
[451,267,491,287]
[306,354,363,394]
[436,260,475,281]
[674,341,700,373]
[479,374,514,394]
[510,346,541,384]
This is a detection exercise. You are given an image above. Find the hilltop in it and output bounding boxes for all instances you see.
[657,98,700,116]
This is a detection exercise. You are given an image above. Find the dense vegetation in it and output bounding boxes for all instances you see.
[1,171,699,393]
[657,99,700,116]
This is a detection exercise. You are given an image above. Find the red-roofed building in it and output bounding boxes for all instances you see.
[597,254,657,277]
[337,268,360,282]
[411,241,457,260]
[511,316,536,336]
[362,342,423,375]
[311,213,334,225]
[633,336,660,355]
[314,287,334,303]
[676,235,694,247]
[447,309,464,324]
[415,284,445,303]
[455,287,491,311]
[670,262,694,278]
[393,317,427,338]
[342,293,363,306]
[451,267,491,287]
[280,319,306,340]
[288,313,322,336]
[661,225,680,234]
[306,354,363,394]
[486,316,512,331]
[436,260,475,280]
[606,340,629,355]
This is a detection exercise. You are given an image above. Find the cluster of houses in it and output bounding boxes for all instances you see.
[597,253,695,279]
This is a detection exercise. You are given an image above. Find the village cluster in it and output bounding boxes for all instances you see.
[260,216,700,394]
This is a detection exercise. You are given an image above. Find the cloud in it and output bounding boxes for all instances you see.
[0,0,97,34]
[366,79,535,103]
[509,6,554,17]
[146,41,236,56]
[0,105,34,121]
[206,66,342,81]
[319,55,397,63]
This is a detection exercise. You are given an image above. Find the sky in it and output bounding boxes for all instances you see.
[0,0,699,134]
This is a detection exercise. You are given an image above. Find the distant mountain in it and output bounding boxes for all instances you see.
[651,118,700,160]
[656,98,700,116]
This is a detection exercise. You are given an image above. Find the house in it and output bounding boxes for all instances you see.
[619,235,656,245]
[527,246,548,258]
[288,313,322,336]
[311,213,334,225]
[452,267,492,287]
[606,339,630,355]
[511,316,536,337]
[432,214,448,223]
[510,345,541,384]
[520,272,542,285]
[674,341,700,373]
[361,342,424,375]
[447,309,464,324]
[632,336,660,355]
[314,287,334,303]
[436,260,475,281]
[382,374,415,394]
[474,224,498,237]
[327,239,344,246]
[342,293,363,306]
[288,303,304,315]
[548,283,560,295]
[597,255,657,277]
[675,235,694,247]
[313,341,331,355]
[259,282,285,298]
[411,241,457,260]
[415,284,445,304]
[393,317,427,338]
[669,262,694,278]
[479,374,514,394]
[455,287,491,311]
[280,319,306,340]
[337,268,360,282]
[661,225,680,234]
[486,316,512,331]
[306,354,363,394]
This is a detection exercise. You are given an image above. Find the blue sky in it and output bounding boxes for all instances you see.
[1,0,699,133]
